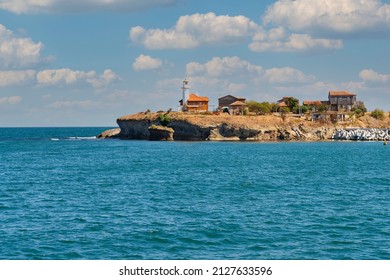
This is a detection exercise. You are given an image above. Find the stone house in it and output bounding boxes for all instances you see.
[328,91,357,121]
[328,91,356,111]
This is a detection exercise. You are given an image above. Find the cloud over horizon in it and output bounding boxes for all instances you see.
[359,69,390,83]
[0,0,178,14]
[0,70,35,87]
[0,95,22,105]
[36,68,119,88]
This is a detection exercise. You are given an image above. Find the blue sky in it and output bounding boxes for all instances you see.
[1,0,390,126]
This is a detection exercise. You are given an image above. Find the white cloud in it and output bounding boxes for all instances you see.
[0,24,44,69]
[130,12,259,49]
[36,68,119,87]
[250,30,343,52]
[0,95,22,105]
[359,69,390,83]
[87,69,120,88]
[263,67,316,84]
[0,0,178,14]
[37,68,95,86]
[263,0,390,36]
[130,11,345,53]
[186,56,263,77]
[133,54,162,71]
[186,56,314,85]
[0,70,35,86]
[47,100,101,109]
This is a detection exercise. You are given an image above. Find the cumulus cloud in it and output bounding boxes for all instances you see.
[130,12,259,49]
[186,56,263,77]
[263,0,390,36]
[0,24,44,69]
[186,56,314,85]
[36,68,119,87]
[47,100,101,109]
[250,29,343,52]
[37,68,95,86]
[359,69,390,83]
[87,69,120,88]
[130,11,346,52]
[0,70,35,86]
[0,95,22,105]
[0,0,178,14]
[133,54,162,71]
[263,67,316,84]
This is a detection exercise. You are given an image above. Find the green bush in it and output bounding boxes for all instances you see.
[246,100,272,115]
[352,101,367,117]
[158,114,172,126]
[370,109,385,120]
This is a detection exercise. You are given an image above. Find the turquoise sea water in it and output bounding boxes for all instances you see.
[1,127,389,260]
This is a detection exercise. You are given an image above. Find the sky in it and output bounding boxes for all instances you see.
[1,0,390,126]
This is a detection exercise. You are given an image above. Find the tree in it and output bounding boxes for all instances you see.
[279,107,290,121]
[246,101,272,115]
[285,97,299,113]
[352,101,367,117]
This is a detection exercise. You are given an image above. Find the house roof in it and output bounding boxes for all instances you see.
[187,93,209,102]
[218,94,245,101]
[229,100,247,106]
[277,96,292,103]
[303,100,322,106]
[329,91,356,97]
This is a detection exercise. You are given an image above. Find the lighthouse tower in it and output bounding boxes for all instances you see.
[181,78,190,111]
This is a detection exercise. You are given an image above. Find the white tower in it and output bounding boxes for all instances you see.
[181,78,190,111]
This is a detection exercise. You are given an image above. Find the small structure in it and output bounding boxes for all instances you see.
[303,100,329,120]
[180,78,190,111]
[179,93,209,113]
[303,100,323,108]
[277,97,293,107]
[218,95,246,109]
[229,100,247,115]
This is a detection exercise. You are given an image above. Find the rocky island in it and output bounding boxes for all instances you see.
[98,111,390,141]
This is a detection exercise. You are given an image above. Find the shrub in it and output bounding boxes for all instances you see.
[279,107,290,121]
[246,100,272,115]
[352,101,367,117]
[158,114,172,126]
[371,109,385,120]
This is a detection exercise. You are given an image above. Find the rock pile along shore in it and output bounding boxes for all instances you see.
[332,128,390,141]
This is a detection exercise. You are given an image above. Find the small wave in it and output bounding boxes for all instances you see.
[51,138,60,141]
[66,136,97,140]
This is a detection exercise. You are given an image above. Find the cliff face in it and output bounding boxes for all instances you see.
[111,112,337,141]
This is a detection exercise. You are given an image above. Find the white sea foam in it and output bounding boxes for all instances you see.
[67,136,97,140]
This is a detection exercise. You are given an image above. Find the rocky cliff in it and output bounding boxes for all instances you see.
[98,112,390,141]
[98,112,335,141]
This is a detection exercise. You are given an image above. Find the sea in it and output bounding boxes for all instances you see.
[1,127,389,260]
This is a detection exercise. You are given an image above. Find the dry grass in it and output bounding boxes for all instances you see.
[118,111,390,129]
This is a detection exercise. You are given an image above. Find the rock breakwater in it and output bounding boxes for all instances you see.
[332,128,390,141]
